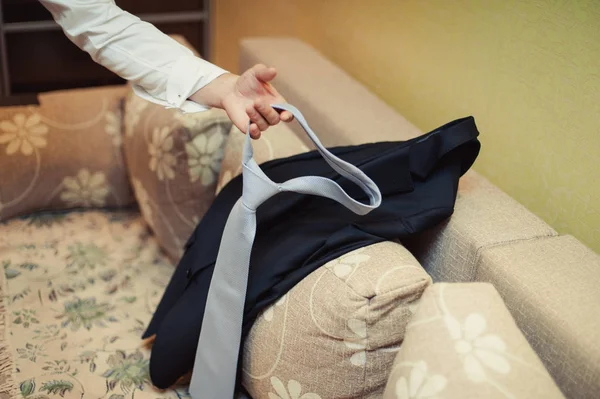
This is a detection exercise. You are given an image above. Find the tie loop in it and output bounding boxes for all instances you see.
[241,104,382,213]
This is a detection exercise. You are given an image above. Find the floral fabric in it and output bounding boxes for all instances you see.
[242,241,431,399]
[0,86,134,223]
[383,283,565,399]
[0,210,191,399]
[122,88,232,263]
[0,210,433,399]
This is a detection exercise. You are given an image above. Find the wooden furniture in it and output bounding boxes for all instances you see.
[0,0,211,99]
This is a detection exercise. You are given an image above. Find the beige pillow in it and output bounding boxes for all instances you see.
[383,282,565,399]
[122,88,232,262]
[216,121,310,194]
[242,241,432,398]
[0,86,133,222]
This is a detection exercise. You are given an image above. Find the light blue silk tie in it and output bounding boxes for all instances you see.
[190,104,382,398]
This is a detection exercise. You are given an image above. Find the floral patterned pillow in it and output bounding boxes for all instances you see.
[242,241,431,398]
[383,283,564,399]
[122,88,232,262]
[0,86,134,222]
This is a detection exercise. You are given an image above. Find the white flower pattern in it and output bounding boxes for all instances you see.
[344,318,368,366]
[262,294,287,322]
[0,113,48,155]
[268,376,321,399]
[395,361,447,399]
[174,111,209,130]
[327,249,370,279]
[132,179,153,227]
[60,169,110,207]
[124,97,148,137]
[445,313,510,382]
[105,109,123,146]
[148,126,176,181]
[185,132,225,186]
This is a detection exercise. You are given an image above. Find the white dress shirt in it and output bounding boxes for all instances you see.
[39,0,228,113]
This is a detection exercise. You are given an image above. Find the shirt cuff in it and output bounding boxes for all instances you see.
[166,54,229,110]
[132,54,229,114]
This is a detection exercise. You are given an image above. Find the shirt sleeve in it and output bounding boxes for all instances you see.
[38,0,228,113]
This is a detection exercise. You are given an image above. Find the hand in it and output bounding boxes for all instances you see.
[190,64,293,139]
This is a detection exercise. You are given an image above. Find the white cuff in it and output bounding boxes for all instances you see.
[132,55,228,114]
[166,55,228,110]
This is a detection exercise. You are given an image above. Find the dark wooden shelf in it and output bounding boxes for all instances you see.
[0,0,212,97]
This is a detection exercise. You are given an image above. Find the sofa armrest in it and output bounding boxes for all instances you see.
[384,282,564,399]
[476,235,600,399]
[403,170,558,282]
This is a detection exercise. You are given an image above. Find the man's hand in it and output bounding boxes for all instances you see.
[190,64,293,139]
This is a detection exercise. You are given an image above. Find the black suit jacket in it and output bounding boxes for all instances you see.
[144,116,481,389]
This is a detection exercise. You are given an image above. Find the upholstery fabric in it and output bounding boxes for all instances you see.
[122,89,232,262]
[476,235,600,399]
[383,282,564,399]
[0,210,190,399]
[0,86,133,223]
[243,241,431,399]
[0,210,432,399]
[403,170,558,282]
[216,121,309,194]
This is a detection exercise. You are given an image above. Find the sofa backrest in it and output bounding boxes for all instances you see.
[239,37,600,398]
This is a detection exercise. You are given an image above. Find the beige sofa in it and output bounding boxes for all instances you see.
[239,38,600,398]
[0,37,597,399]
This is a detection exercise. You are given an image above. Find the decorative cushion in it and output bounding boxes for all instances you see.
[122,89,232,262]
[0,86,133,223]
[216,121,309,194]
[476,235,600,399]
[0,210,190,399]
[383,283,564,399]
[242,241,432,399]
[121,34,233,263]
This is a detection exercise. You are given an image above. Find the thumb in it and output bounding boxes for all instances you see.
[253,64,277,83]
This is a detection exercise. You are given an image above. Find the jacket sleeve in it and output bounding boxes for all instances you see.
[38,0,228,112]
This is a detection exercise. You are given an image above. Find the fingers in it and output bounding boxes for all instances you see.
[246,103,270,133]
[280,110,294,122]
[255,100,280,126]
[249,123,261,139]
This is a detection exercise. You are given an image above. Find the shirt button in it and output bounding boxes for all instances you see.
[186,268,192,279]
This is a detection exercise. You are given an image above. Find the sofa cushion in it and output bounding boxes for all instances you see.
[121,35,233,263]
[0,209,189,399]
[122,89,232,262]
[383,282,564,399]
[0,86,133,223]
[242,241,431,399]
[476,235,600,399]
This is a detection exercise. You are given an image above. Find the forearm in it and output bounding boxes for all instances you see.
[39,0,228,111]
[189,73,239,109]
